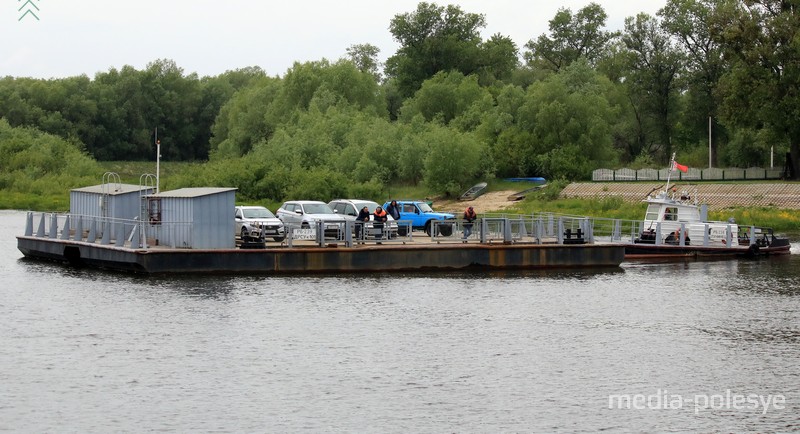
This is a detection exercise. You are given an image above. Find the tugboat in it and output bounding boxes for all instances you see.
[626,155,791,259]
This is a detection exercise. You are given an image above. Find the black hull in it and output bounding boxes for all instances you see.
[18,236,625,275]
[625,240,791,261]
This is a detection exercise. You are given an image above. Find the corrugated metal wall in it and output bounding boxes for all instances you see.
[160,197,193,248]
[193,192,235,249]
[158,191,235,249]
[69,191,102,217]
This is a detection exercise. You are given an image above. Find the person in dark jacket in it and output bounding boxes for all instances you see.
[386,200,401,220]
[463,206,477,240]
[355,206,370,241]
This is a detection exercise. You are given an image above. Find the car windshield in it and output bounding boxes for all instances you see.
[243,207,275,219]
[417,202,434,213]
[303,203,335,214]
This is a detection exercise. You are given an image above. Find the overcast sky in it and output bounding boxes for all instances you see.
[2,0,666,79]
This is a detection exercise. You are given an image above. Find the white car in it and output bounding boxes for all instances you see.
[234,205,285,241]
[276,200,346,238]
[328,199,398,238]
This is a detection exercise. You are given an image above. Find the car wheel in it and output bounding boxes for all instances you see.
[424,221,432,236]
[273,236,285,242]
[439,222,453,237]
[240,227,248,239]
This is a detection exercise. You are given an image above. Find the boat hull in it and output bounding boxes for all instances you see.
[17,236,625,274]
[624,240,791,261]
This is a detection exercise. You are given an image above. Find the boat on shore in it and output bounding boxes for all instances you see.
[459,182,488,201]
[625,155,791,260]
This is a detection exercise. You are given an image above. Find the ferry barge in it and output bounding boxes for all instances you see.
[16,176,624,274]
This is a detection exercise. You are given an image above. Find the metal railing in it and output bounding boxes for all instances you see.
[23,212,195,249]
[284,220,414,247]
[26,210,771,251]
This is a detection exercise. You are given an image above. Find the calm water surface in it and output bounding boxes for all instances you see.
[1,210,799,432]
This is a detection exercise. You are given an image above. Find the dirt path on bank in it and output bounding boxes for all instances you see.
[432,190,521,214]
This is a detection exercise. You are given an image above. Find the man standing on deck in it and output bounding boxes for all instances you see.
[463,206,477,241]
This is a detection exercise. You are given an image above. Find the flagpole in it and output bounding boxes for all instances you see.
[665,152,675,194]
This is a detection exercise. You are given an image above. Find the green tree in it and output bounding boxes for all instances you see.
[385,2,488,97]
[422,124,485,196]
[346,43,382,82]
[525,60,620,178]
[476,34,520,85]
[398,71,492,127]
[621,13,685,162]
[660,0,728,165]
[524,3,618,72]
[711,0,800,178]
[143,59,205,161]
[0,119,101,196]
[210,77,280,158]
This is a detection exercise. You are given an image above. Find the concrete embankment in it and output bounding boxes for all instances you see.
[561,183,800,210]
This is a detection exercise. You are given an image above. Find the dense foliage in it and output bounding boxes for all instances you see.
[1,1,798,206]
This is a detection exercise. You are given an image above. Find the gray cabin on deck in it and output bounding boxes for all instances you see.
[147,187,236,249]
[70,183,155,220]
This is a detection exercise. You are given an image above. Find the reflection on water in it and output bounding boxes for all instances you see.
[1,211,799,432]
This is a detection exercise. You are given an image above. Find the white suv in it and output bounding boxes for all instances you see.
[234,206,285,241]
[276,200,346,238]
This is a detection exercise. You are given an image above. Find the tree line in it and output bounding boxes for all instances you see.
[0,0,798,203]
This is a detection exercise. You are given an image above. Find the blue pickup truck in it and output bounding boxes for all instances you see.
[383,200,455,236]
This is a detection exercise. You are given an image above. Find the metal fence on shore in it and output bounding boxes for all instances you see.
[592,167,784,182]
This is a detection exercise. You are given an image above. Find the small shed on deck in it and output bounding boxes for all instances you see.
[70,183,154,220]
[147,187,236,249]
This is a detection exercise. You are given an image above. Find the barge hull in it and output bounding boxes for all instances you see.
[624,242,791,260]
[18,237,624,274]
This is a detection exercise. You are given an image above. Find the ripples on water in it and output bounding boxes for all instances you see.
[1,211,798,432]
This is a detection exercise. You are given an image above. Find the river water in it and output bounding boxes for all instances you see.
[1,210,798,432]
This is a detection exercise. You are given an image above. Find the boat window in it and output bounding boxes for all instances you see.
[645,205,660,221]
[664,207,678,221]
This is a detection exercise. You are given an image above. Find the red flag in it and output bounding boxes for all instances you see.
[673,161,688,173]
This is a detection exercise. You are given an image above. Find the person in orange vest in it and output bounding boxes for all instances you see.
[373,206,388,243]
[463,206,477,240]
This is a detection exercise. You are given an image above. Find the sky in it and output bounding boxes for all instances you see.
[2,0,667,79]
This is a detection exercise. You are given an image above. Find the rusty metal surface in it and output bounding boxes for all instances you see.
[18,236,625,274]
